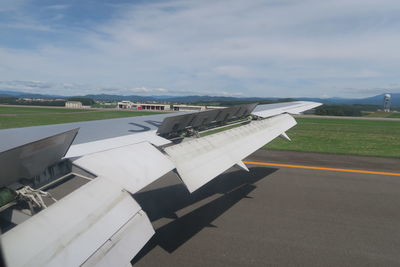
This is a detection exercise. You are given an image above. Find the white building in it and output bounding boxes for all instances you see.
[117,101,225,112]
[172,104,225,111]
[65,101,83,109]
[117,101,171,111]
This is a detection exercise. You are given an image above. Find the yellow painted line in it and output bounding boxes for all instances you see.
[243,161,400,176]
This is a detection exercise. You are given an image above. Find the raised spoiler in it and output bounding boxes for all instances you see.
[156,103,258,138]
[1,101,321,267]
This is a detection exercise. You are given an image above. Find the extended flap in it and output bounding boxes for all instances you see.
[72,142,175,194]
[164,114,297,192]
[2,177,154,267]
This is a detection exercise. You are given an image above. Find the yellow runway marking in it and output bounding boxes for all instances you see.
[243,161,400,176]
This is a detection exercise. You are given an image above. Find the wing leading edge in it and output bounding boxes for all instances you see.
[0,101,321,267]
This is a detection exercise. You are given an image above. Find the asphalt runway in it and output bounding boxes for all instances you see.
[131,150,400,267]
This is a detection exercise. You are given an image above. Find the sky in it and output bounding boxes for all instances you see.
[1,0,400,98]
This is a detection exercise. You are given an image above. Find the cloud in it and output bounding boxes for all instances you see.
[45,5,69,10]
[341,87,400,97]
[1,0,400,97]
[0,22,54,32]
[0,80,82,95]
[213,65,253,79]
[125,87,168,94]
[0,80,244,97]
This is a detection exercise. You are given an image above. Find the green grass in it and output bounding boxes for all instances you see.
[0,106,88,114]
[201,117,400,157]
[1,106,399,158]
[264,118,400,158]
[387,113,400,118]
[0,106,163,129]
[365,111,400,118]
[91,104,117,108]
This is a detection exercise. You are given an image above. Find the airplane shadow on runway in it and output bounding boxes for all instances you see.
[132,167,277,264]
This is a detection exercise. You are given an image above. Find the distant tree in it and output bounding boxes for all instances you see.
[26,101,65,106]
[277,98,296,103]
[0,97,18,104]
[67,97,95,105]
[315,105,362,116]
[353,104,380,111]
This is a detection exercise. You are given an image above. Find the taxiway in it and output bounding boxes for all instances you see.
[132,150,400,266]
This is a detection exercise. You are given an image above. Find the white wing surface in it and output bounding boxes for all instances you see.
[72,142,175,193]
[2,178,154,267]
[252,101,321,118]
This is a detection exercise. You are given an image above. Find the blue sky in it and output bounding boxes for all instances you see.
[1,0,400,97]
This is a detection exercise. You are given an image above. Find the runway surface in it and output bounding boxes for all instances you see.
[132,151,400,266]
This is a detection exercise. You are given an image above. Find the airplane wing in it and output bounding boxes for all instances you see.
[252,101,322,118]
[0,101,321,267]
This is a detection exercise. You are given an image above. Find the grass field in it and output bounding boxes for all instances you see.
[201,117,400,158]
[0,106,163,129]
[1,106,399,158]
[388,113,400,118]
[365,111,400,118]
[265,118,400,158]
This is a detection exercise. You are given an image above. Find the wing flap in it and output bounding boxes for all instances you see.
[81,209,154,267]
[164,114,297,192]
[66,130,170,158]
[72,142,175,194]
[2,177,154,267]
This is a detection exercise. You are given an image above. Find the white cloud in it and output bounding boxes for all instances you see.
[341,87,400,97]
[125,87,168,93]
[1,0,400,97]
[0,80,244,97]
[45,5,69,10]
[213,65,253,79]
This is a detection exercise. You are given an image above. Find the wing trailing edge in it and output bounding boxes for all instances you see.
[164,114,297,192]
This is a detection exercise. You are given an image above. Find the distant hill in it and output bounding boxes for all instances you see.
[0,90,399,107]
[0,90,64,99]
[0,90,24,96]
[355,93,400,106]
[297,93,400,107]
[82,94,270,103]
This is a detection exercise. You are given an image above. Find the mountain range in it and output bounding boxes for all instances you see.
[0,90,399,107]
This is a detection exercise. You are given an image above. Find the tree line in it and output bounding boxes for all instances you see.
[0,97,95,107]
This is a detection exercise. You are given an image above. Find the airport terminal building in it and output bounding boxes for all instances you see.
[117,101,170,111]
[117,101,224,112]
